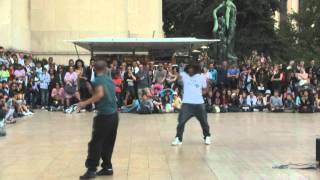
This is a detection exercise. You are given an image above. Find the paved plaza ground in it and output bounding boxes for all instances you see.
[1,112,320,180]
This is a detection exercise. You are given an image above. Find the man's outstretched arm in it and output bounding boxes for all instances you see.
[77,85,104,110]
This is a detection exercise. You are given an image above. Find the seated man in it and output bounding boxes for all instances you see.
[270,90,284,112]
[254,93,266,112]
[138,93,154,114]
[284,93,296,113]
[246,91,257,112]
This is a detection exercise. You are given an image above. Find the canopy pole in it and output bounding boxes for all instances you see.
[188,43,193,62]
[90,46,94,59]
[132,49,136,62]
[74,44,80,59]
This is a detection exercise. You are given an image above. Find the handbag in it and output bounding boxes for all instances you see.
[64,84,77,94]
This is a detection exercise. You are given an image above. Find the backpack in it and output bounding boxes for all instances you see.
[64,84,77,95]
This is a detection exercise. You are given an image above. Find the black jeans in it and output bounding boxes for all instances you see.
[85,113,119,171]
[176,103,211,141]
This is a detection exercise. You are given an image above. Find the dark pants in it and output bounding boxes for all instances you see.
[85,113,119,171]
[228,77,238,90]
[176,103,211,141]
[116,93,122,108]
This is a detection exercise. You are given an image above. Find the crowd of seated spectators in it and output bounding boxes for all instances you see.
[1,46,320,136]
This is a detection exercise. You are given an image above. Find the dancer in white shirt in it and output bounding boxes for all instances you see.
[171,64,211,146]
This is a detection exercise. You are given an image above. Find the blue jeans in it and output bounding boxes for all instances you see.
[40,89,49,107]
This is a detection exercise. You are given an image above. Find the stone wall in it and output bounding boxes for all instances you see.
[0,0,163,64]
[0,0,31,51]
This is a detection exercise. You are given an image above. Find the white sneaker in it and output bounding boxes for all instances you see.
[204,136,211,145]
[171,137,182,146]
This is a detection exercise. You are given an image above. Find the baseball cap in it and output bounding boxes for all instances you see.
[265,90,271,94]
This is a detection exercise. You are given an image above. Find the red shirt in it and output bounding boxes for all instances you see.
[222,95,228,105]
[113,78,122,93]
[9,69,15,81]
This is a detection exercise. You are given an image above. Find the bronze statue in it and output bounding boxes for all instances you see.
[213,0,238,64]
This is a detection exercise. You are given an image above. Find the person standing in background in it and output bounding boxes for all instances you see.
[136,64,151,100]
[39,68,51,109]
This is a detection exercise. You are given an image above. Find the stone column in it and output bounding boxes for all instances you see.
[287,0,299,13]
[114,0,129,37]
[0,0,30,51]
[0,0,13,48]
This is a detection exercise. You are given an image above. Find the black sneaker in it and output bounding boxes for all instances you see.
[96,168,113,176]
[79,170,96,179]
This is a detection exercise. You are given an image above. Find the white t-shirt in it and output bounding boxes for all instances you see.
[181,72,206,104]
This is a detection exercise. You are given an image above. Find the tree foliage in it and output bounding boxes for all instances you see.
[282,0,320,61]
[163,0,280,61]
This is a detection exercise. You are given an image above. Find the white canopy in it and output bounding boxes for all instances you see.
[67,37,219,52]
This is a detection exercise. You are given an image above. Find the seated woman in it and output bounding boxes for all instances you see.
[152,95,163,113]
[64,66,80,108]
[213,91,223,113]
[13,91,33,116]
[239,91,250,112]
[270,90,284,112]
[221,89,229,111]
[51,82,64,110]
[204,90,214,113]
[172,92,182,112]
[298,90,314,113]
[228,93,240,112]
[121,97,140,113]
[159,88,175,112]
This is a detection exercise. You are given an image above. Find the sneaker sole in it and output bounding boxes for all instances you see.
[171,143,182,146]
